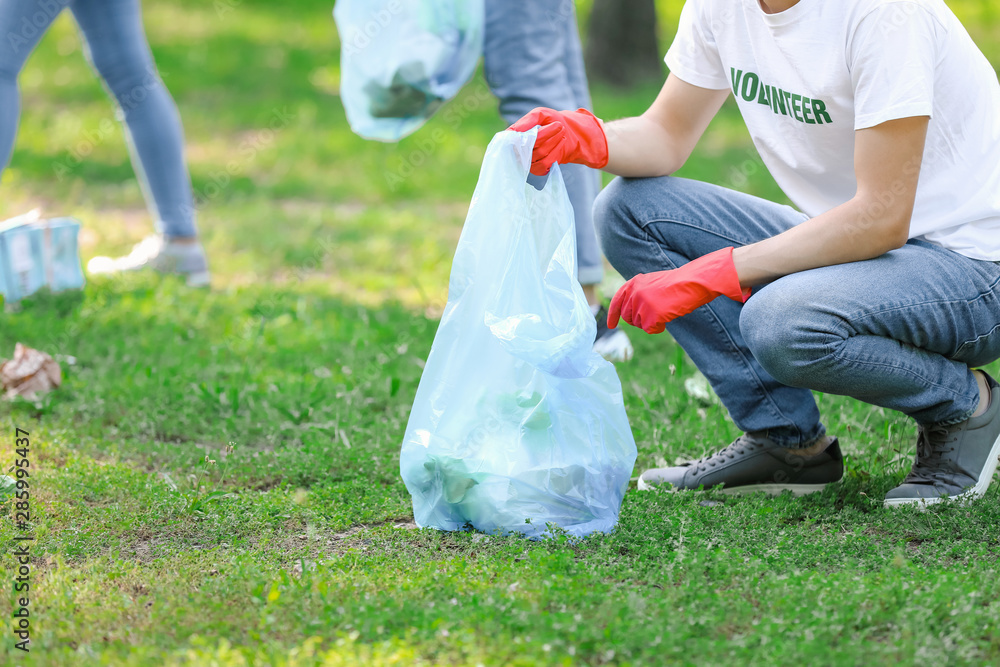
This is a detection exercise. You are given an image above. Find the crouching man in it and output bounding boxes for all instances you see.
[510,0,1000,506]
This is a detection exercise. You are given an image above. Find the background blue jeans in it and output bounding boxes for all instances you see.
[0,0,198,239]
[484,0,604,286]
[595,176,1000,445]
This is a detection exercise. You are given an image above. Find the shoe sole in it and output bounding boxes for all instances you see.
[593,330,633,362]
[184,270,212,288]
[637,477,834,497]
[883,429,1000,509]
[86,264,211,288]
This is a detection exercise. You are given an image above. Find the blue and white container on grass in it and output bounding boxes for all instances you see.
[0,211,85,304]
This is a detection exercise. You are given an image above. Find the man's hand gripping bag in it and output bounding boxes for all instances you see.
[400,130,637,539]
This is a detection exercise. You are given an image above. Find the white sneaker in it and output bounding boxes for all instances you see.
[87,235,211,287]
[593,304,634,362]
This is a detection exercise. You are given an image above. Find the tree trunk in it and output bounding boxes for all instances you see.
[584,0,662,88]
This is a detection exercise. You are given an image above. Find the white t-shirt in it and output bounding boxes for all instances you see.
[665,0,1000,261]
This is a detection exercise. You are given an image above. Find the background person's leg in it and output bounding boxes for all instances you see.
[484,0,630,359]
[558,1,603,289]
[0,0,70,172]
[740,240,1000,426]
[483,0,603,288]
[594,175,824,446]
[70,0,197,240]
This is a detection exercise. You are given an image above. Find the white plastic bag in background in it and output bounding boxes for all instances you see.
[400,129,637,539]
[334,0,484,142]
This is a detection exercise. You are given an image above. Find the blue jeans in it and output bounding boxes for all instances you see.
[0,0,197,239]
[595,176,1000,445]
[484,0,603,286]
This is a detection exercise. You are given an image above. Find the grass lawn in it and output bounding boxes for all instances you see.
[2,1,1000,664]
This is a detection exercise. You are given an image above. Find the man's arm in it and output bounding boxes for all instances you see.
[732,115,928,285]
[507,74,727,178]
[603,74,731,178]
[607,115,929,333]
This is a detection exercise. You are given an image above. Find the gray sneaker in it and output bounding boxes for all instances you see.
[637,433,843,496]
[884,372,1000,508]
[87,235,211,287]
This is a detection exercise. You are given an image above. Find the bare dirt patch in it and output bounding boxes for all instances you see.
[272,518,419,563]
[114,517,421,566]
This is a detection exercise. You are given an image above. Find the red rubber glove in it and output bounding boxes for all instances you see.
[608,247,752,334]
[508,107,609,176]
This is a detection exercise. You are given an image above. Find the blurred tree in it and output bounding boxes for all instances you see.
[585,0,662,88]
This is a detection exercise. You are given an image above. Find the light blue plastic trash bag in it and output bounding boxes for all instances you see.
[400,129,637,539]
[333,0,484,142]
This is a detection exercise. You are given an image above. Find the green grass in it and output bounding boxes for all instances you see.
[2,1,1000,665]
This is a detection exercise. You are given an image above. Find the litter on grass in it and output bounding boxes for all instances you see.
[1,343,62,399]
[0,209,85,304]
[684,370,719,404]
[0,475,15,498]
